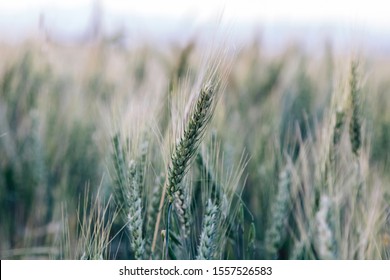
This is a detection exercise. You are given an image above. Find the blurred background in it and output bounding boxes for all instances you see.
[1,0,390,52]
[1,0,390,260]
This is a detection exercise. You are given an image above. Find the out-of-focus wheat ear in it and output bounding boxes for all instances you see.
[167,84,217,236]
[315,195,335,259]
[264,166,291,259]
[333,110,346,147]
[127,160,145,260]
[197,199,219,260]
[349,60,361,157]
[29,110,51,226]
[348,60,365,199]
[247,222,257,259]
[137,138,149,197]
[111,133,128,214]
[326,108,346,180]
[146,173,164,254]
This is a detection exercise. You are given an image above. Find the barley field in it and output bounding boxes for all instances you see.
[0,33,389,260]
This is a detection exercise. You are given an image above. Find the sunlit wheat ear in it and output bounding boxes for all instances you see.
[315,195,335,259]
[167,84,217,236]
[197,199,219,260]
[349,60,361,157]
[265,166,291,258]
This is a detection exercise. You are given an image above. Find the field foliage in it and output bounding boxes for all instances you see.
[0,36,389,259]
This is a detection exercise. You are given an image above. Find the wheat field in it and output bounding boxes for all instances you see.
[0,34,389,260]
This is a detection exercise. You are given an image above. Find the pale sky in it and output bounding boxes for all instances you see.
[0,0,389,50]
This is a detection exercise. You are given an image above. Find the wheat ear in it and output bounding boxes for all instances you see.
[126,160,145,259]
[197,199,219,260]
[315,195,335,259]
[265,167,291,258]
[349,60,361,157]
[166,84,217,237]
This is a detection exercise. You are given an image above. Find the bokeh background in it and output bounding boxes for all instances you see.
[0,0,389,260]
